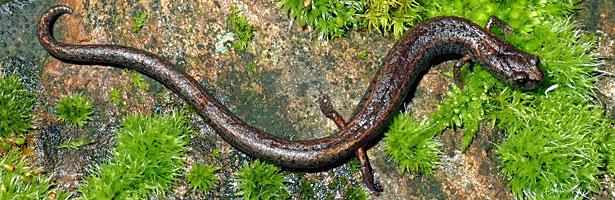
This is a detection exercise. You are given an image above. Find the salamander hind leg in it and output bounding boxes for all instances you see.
[454,55,472,90]
[485,16,514,36]
[318,93,346,128]
[357,148,383,195]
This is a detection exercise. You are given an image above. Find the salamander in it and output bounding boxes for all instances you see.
[38,5,542,195]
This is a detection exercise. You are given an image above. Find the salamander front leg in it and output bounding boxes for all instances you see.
[357,148,383,195]
[454,55,471,90]
[318,94,346,128]
[485,16,514,36]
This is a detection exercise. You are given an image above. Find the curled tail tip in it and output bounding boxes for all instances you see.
[38,5,73,53]
[39,5,72,28]
[50,5,73,15]
[42,5,72,20]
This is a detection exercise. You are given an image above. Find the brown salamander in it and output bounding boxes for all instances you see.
[38,5,542,194]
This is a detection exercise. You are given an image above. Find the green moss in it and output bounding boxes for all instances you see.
[131,12,147,33]
[55,94,93,127]
[298,176,315,199]
[0,75,36,137]
[210,149,221,161]
[187,163,218,193]
[277,0,368,39]
[110,87,122,105]
[496,90,606,199]
[228,7,255,51]
[384,112,442,174]
[381,0,612,198]
[429,65,499,151]
[606,132,615,178]
[78,111,191,199]
[487,17,607,199]
[58,139,93,150]
[1,142,8,151]
[0,150,54,199]
[235,160,289,200]
[129,70,148,90]
[247,62,257,76]
[14,137,24,146]
[357,51,367,59]
[50,189,73,200]
[343,185,368,200]
[363,0,425,38]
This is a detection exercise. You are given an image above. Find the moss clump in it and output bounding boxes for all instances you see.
[78,111,191,199]
[384,112,442,174]
[235,160,289,200]
[427,65,499,151]
[363,0,424,38]
[109,87,122,105]
[128,70,148,90]
[0,75,36,137]
[343,185,368,200]
[55,94,93,127]
[0,150,54,199]
[298,177,315,199]
[131,12,147,33]
[496,90,606,199]
[186,163,218,193]
[277,0,368,39]
[228,7,255,51]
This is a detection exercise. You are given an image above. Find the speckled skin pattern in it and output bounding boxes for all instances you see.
[39,5,542,194]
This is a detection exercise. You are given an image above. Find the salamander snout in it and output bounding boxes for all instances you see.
[510,56,542,89]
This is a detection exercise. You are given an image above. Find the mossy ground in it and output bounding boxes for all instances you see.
[0,74,36,137]
[378,0,614,199]
[78,111,191,199]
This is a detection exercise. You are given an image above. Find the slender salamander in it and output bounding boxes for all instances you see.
[38,5,542,194]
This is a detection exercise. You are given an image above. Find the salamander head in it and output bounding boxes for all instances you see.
[490,51,543,89]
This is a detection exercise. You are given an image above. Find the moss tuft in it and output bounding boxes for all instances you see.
[128,70,148,90]
[78,111,191,199]
[0,75,36,137]
[277,0,368,39]
[186,163,218,193]
[429,65,499,151]
[235,160,289,200]
[363,0,424,38]
[343,185,368,200]
[228,7,256,51]
[109,87,122,105]
[496,91,606,199]
[384,112,442,174]
[131,12,147,33]
[55,94,93,127]
[0,150,53,199]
